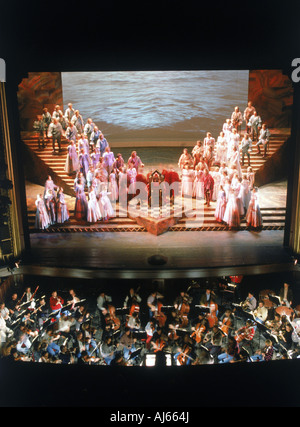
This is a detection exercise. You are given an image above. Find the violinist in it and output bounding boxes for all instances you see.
[67,288,81,312]
[33,297,49,329]
[261,339,274,361]
[119,327,137,361]
[234,319,255,345]
[203,325,223,360]
[127,310,141,331]
[100,336,116,365]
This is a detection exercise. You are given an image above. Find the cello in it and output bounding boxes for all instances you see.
[207,300,218,328]
[190,323,206,343]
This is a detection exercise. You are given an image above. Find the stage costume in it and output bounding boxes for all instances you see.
[44,190,56,225]
[223,189,240,228]
[193,169,204,199]
[74,183,88,220]
[65,125,78,143]
[108,172,119,202]
[181,168,194,197]
[97,135,109,157]
[65,143,79,174]
[211,170,221,201]
[248,113,262,140]
[203,172,214,207]
[87,188,102,223]
[56,191,69,223]
[246,190,263,228]
[103,150,115,175]
[99,190,115,220]
[239,178,251,210]
[214,189,227,222]
[71,113,84,134]
[241,136,252,166]
[79,152,90,178]
[215,135,227,165]
[35,196,51,229]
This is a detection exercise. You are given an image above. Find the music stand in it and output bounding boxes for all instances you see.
[129,347,143,360]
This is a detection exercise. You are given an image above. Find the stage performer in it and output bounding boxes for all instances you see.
[49,118,63,154]
[203,132,215,153]
[97,132,109,157]
[42,107,52,142]
[215,131,227,165]
[56,187,69,224]
[243,101,256,134]
[33,115,46,149]
[64,103,75,123]
[74,178,88,221]
[241,133,252,166]
[34,194,51,230]
[44,188,57,225]
[231,106,243,131]
[181,164,194,198]
[256,123,270,158]
[214,185,227,223]
[87,187,102,223]
[84,118,95,143]
[239,174,251,211]
[128,151,144,173]
[71,110,84,134]
[248,110,262,141]
[191,140,203,168]
[103,146,115,175]
[203,168,214,207]
[246,187,263,229]
[65,140,79,175]
[90,126,101,149]
[223,187,240,229]
[108,170,119,202]
[178,148,193,170]
[65,122,78,144]
[193,165,204,199]
[79,148,90,179]
[99,190,115,221]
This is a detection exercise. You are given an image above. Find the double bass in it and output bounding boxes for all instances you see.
[154,301,167,328]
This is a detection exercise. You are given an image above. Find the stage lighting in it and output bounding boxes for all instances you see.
[144,353,173,366]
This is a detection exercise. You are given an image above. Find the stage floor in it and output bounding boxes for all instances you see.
[23,178,291,277]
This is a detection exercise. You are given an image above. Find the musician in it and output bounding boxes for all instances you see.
[261,339,274,361]
[200,288,215,306]
[266,312,282,336]
[123,287,142,309]
[67,289,81,312]
[242,292,257,312]
[147,291,164,319]
[218,336,240,363]
[119,327,137,361]
[203,325,223,360]
[49,291,64,312]
[96,292,112,315]
[190,312,209,345]
[219,309,234,338]
[34,297,49,329]
[0,310,13,351]
[279,282,293,308]
[278,323,293,351]
[253,300,268,324]
[127,310,141,331]
[234,319,255,347]
[0,302,11,325]
[6,293,20,319]
[145,319,157,350]
[100,336,116,365]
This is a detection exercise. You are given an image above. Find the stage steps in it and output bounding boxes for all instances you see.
[26,205,286,232]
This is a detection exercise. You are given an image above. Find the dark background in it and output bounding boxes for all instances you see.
[1,0,300,410]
